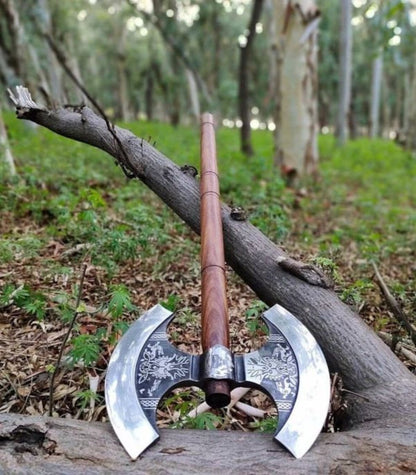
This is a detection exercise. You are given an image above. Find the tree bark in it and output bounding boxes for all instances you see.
[1,413,416,473]
[0,107,16,175]
[405,51,416,151]
[116,27,132,121]
[186,68,200,122]
[145,67,154,121]
[336,0,352,146]
[7,87,416,430]
[273,0,320,179]
[369,51,383,138]
[238,0,264,156]
[0,0,51,101]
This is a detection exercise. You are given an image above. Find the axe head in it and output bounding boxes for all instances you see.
[105,304,330,460]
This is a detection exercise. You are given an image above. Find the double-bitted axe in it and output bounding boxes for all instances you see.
[105,113,330,459]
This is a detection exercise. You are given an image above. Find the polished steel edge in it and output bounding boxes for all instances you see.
[105,304,174,460]
[263,304,330,458]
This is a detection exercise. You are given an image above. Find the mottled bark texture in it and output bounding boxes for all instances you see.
[336,0,352,146]
[273,0,320,178]
[1,413,416,473]
[238,0,264,156]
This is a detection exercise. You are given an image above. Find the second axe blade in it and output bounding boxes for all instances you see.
[105,113,330,460]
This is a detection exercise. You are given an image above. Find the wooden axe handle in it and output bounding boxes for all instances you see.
[200,113,231,407]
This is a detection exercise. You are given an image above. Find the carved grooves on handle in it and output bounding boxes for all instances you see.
[200,113,229,353]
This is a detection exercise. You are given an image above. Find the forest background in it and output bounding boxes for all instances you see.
[0,0,415,435]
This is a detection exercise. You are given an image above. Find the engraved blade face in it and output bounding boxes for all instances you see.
[235,303,330,459]
[105,304,198,460]
[263,304,330,458]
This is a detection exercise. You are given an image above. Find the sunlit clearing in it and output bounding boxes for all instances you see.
[130,0,153,13]
[255,22,263,34]
[77,10,87,21]
[410,9,416,26]
[222,119,235,128]
[238,34,248,47]
[352,0,367,7]
[250,119,260,130]
[126,17,136,32]
[365,4,378,18]
[351,16,363,26]
[177,4,200,27]
[388,35,401,46]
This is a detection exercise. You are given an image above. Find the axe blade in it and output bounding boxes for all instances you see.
[263,304,330,458]
[105,304,199,460]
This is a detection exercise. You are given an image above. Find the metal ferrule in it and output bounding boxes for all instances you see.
[201,344,234,380]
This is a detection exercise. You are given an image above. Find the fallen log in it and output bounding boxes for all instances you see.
[1,413,416,474]
[7,87,416,429]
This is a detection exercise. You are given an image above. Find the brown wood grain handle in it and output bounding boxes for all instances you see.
[200,113,229,353]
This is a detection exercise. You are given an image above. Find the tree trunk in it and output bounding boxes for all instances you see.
[145,68,154,121]
[369,51,383,138]
[0,46,18,87]
[405,52,416,151]
[0,0,25,78]
[1,413,416,473]
[186,68,200,122]
[238,0,264,156]
[37,0,66,104]
[336,0,352,146]
[273,0,320,179]
[8,87,416,430]
[0,107,16,175]
[265,0,278,103]
[116,27,131,121]
[0,0,51,101]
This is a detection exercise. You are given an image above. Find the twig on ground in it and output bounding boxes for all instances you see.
[187,387,265,419]
[378,331,416,365]
[48,263,87,417]
[61,243,92,258]
[372,262,416,346]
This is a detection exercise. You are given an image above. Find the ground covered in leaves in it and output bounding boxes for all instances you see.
[1,115,415,435]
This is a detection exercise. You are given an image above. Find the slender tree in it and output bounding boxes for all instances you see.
[273,0,320,180]
[0,107,16,176]
[336,0,352,145]
[370,50,383,138]
[405,49,416,150]
[238,0,264,156]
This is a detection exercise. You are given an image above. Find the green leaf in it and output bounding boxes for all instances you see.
[161,294,181,312]
[70,334,100,366]
[107,284,135,319]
